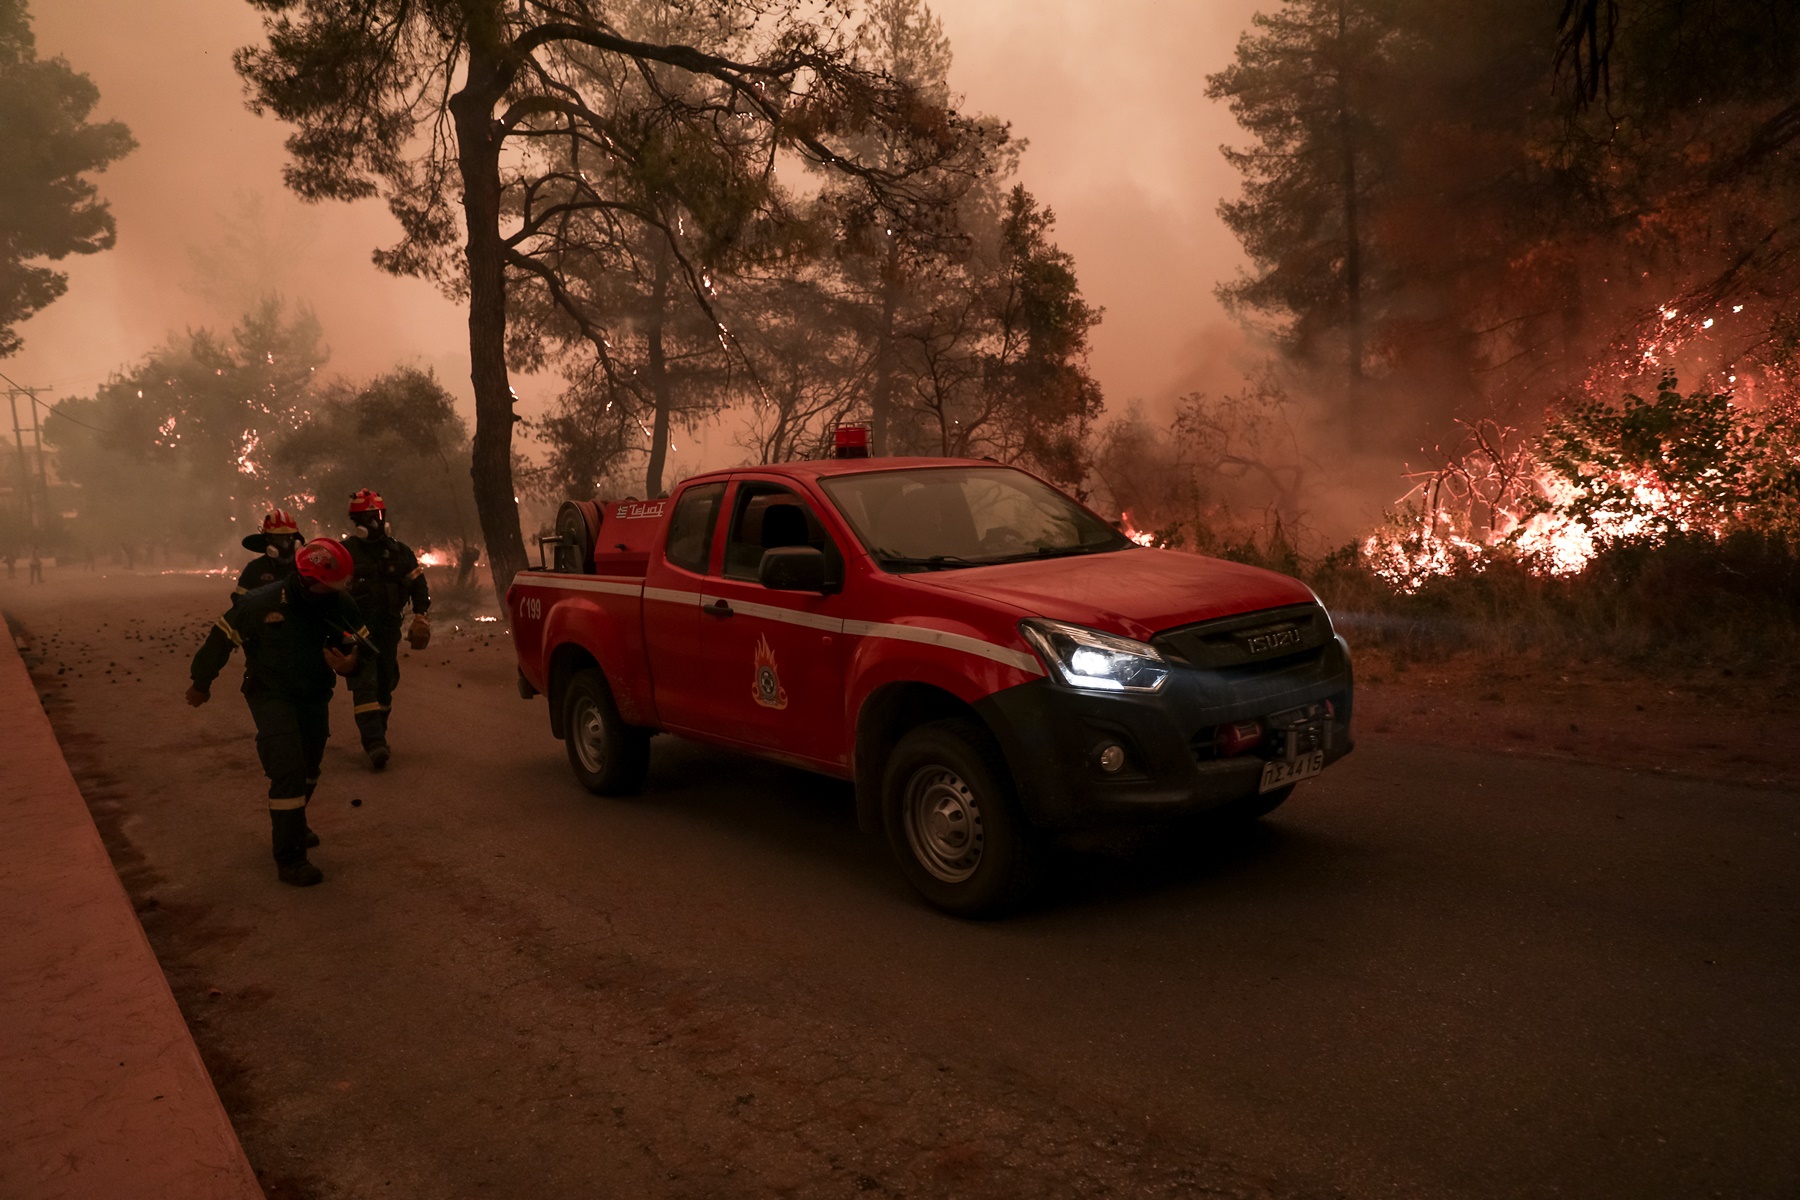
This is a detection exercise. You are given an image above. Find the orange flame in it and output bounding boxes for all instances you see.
[1119,511,1156,548]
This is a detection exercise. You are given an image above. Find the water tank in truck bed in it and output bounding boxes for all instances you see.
[553,497,666,576]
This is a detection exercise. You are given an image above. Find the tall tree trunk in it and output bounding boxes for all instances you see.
[869,240,902,455]
[1336,0,1366,450]
[644,248,673,497]
[450,30,527,609]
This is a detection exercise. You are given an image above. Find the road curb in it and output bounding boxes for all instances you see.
[0,633,264,1200]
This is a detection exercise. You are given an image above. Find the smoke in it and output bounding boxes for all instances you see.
[936,0,1264,411]
[10,0,469,405]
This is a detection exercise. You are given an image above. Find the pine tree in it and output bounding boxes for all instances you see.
[1206,0,1395,444]
[0,0,134,356]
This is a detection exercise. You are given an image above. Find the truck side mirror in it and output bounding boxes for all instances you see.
[759,545,828,592]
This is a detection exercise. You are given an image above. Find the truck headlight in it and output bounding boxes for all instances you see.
[1020,619,1169,693]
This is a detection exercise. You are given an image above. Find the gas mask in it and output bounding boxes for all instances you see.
[350,512,387,539]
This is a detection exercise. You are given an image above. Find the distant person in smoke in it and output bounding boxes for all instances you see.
[342,489,431,770]
[28,545,42,584]
[455,538,481,589]
[186,538,369,887]
[3,551,13,579]
[234,508,304,603]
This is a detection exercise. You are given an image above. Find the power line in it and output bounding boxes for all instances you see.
[0,368,110,434]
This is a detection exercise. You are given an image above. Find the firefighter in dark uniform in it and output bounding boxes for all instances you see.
[343,489,431,769]
[186,538,369,887]
[234,508,303,601]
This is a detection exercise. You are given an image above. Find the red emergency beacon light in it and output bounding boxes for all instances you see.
[833,424,871,459]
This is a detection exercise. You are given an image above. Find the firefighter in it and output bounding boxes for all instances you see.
[186,538,369,887]
[343,489,431,769]
[234,508,303,600]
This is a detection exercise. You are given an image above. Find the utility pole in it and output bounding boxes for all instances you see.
[5,385,53,530]
[28,389,50,517]
[29,392,47,496]
[7,388,36,530]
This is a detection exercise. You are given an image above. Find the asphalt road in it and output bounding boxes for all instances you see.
[7,571,1798,1199]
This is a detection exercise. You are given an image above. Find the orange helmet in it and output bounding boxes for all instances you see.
[242,507,303,553]
[349,489,386,515]
[294,538,354,589]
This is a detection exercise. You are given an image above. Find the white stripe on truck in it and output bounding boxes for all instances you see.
[701,594,843,632]
[844,619,1044,674]
[517,575,641,598]
[518,573,1042,675]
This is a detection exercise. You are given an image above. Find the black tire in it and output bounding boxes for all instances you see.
[880,718,1042,916]
[561,668,650,795]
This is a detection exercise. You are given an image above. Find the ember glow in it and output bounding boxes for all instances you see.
[1363,338,1797,594]
[235,431,263,478]
[1363,474,1675,592]
[417,550,446,568]
[1119,512,1157,548]
[1350,283,1800,593]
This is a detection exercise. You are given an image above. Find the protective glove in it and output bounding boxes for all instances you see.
[407,613,432,650]
[324,646,359,676]
[185,685,210,708]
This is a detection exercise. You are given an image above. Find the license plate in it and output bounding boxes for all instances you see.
[1259,750,1325,793]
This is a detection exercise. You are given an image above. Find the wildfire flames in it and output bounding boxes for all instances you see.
[1119,512,1157,548]
[1363,472,1688,592]
[1363,299,1797,592]
[417,550,446,568]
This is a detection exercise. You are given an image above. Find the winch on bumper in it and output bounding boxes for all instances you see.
[974,604,1355,830]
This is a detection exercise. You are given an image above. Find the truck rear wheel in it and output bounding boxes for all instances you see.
[881,718,1042,917]
[562,668,650,795]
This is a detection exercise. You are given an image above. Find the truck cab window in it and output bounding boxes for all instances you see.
[722,485,837,581]
[664,483,725,574]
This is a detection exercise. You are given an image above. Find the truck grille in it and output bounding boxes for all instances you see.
[1151,603,1333,672]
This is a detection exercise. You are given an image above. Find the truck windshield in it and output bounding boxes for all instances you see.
[820,466,1130,571]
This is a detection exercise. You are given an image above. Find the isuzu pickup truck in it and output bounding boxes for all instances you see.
[507,441,1353,914]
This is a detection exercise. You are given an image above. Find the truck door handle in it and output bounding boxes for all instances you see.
[704,598,733,618]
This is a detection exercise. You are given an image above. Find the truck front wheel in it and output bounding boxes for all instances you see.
[881,718,1042,916]
[562,668,650,795]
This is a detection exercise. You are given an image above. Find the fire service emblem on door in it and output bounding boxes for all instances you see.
[753,633,789,710]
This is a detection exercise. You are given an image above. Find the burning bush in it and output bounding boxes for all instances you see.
[1365,373,1800,593]
[1536,373,1800,545]
[1296,373,1800,668]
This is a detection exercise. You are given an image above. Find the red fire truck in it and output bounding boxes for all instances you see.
[507,431,1353,914]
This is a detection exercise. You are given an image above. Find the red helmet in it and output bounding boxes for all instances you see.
[242,507,303,552]
[349,489,386,515]
[294,538,354,589]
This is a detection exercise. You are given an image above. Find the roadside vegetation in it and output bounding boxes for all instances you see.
[1127,372,1800,674]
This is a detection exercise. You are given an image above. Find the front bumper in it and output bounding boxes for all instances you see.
[974,635,1355,830]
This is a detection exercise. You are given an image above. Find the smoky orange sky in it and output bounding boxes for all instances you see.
[14,0,1265,460]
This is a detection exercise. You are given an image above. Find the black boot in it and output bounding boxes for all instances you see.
[357,705,391,770]
[270,808,323,886]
